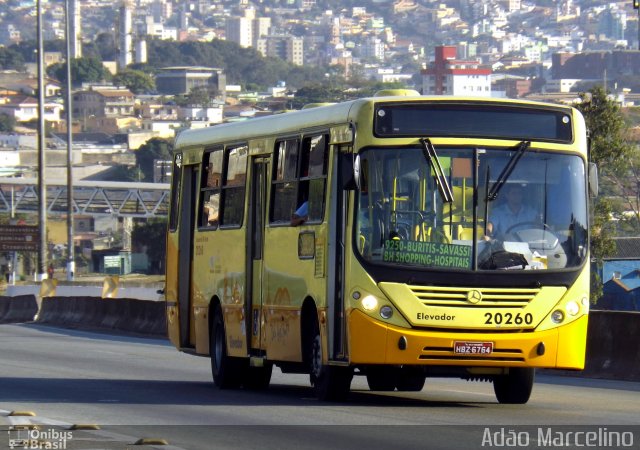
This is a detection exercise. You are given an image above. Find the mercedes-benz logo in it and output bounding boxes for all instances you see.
[467,290,482,304]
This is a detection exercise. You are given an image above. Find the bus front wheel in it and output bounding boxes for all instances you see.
[493,368,535,404]
[395,366,426,392]
[210,305,244,389]
[309,324,352,401]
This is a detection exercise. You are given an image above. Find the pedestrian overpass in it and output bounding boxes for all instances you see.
[0,177,170,219]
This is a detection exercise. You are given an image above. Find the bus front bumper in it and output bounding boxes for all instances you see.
[348,309,587,370]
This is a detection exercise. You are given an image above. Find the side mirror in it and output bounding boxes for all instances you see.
[340,152,358,190]
[588,162,598,197]
[353,154,361,190]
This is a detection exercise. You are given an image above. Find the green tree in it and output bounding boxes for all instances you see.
[576,86,633,302]
[113,69,156,94]
[175,86,214,107]
[291,84,345,108]
[47,56,111,86]
[131,218,167,274]
[144,38,328,90]
[0,47,25,71]
[108,164,143,182]
[346,81,410,99]
[94,33,117,61]
[134,138,173,182]
[0,113,16,132]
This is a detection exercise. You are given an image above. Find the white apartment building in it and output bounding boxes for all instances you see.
[253,17,271,46]
[545,79,581,93]
[361,37,385,61]
[226,17,253,48]
[257,36,304,66]
[178,105,224,125]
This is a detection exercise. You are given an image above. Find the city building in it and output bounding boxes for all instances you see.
[421,45,492,96]
[257,36,304,66]
[0,94,62,123]
[155,67,226,97]
[69,0,82,59]
[118,3,133,70]
[226,17,253,48]
[72,86,136,121]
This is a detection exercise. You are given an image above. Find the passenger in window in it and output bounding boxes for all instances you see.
[291,200,308,226]
[204,195,219,226]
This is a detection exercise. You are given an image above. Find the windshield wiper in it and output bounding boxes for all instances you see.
[420,138,453,203]
[486,140,531,201]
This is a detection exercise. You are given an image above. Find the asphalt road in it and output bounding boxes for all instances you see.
[1,323,639,449]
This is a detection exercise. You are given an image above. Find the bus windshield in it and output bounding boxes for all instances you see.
[356,146,588,272]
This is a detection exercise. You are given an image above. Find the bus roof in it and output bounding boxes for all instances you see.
[173,95,575,151]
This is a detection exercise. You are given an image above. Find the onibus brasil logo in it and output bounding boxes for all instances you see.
[7,427,73,449]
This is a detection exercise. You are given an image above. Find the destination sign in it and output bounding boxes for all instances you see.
[382,239,472,269]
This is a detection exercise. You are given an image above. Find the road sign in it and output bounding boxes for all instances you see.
[0,225,39,251]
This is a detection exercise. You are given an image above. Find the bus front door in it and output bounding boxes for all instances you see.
[246,158,269,355]
[174,164,197,349]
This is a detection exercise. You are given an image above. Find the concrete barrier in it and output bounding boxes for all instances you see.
[579,310,640,381]
[0,297,9,319]
[0,295,38,324]
[13,297,640,382]
[36,296,166,337]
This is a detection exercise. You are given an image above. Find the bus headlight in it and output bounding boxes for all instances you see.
[565,301,580,316]
[551,310,564,324]
[361,295,378,311]
[379,305,393,319]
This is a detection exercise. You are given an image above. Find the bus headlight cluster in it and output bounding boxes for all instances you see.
[355,291,393,319]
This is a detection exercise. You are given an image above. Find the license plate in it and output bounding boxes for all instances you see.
[454,341,493,355]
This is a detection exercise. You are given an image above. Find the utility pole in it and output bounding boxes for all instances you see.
[65,0,75,281]
[37,0,47,281]
[635,1,640,50]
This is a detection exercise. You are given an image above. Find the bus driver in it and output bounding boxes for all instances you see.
[487,184,538,238]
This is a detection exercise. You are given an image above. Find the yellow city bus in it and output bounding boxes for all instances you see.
[165,92,595,403]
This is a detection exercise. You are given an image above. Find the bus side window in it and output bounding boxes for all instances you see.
[221,145,248,227]
[199,149,223,229]
[271,139,300,223]
[299,134,328,223]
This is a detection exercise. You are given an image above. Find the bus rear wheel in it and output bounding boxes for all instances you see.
[493,368,535,404]
[210,305,245,389]
[309,324,352,401]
